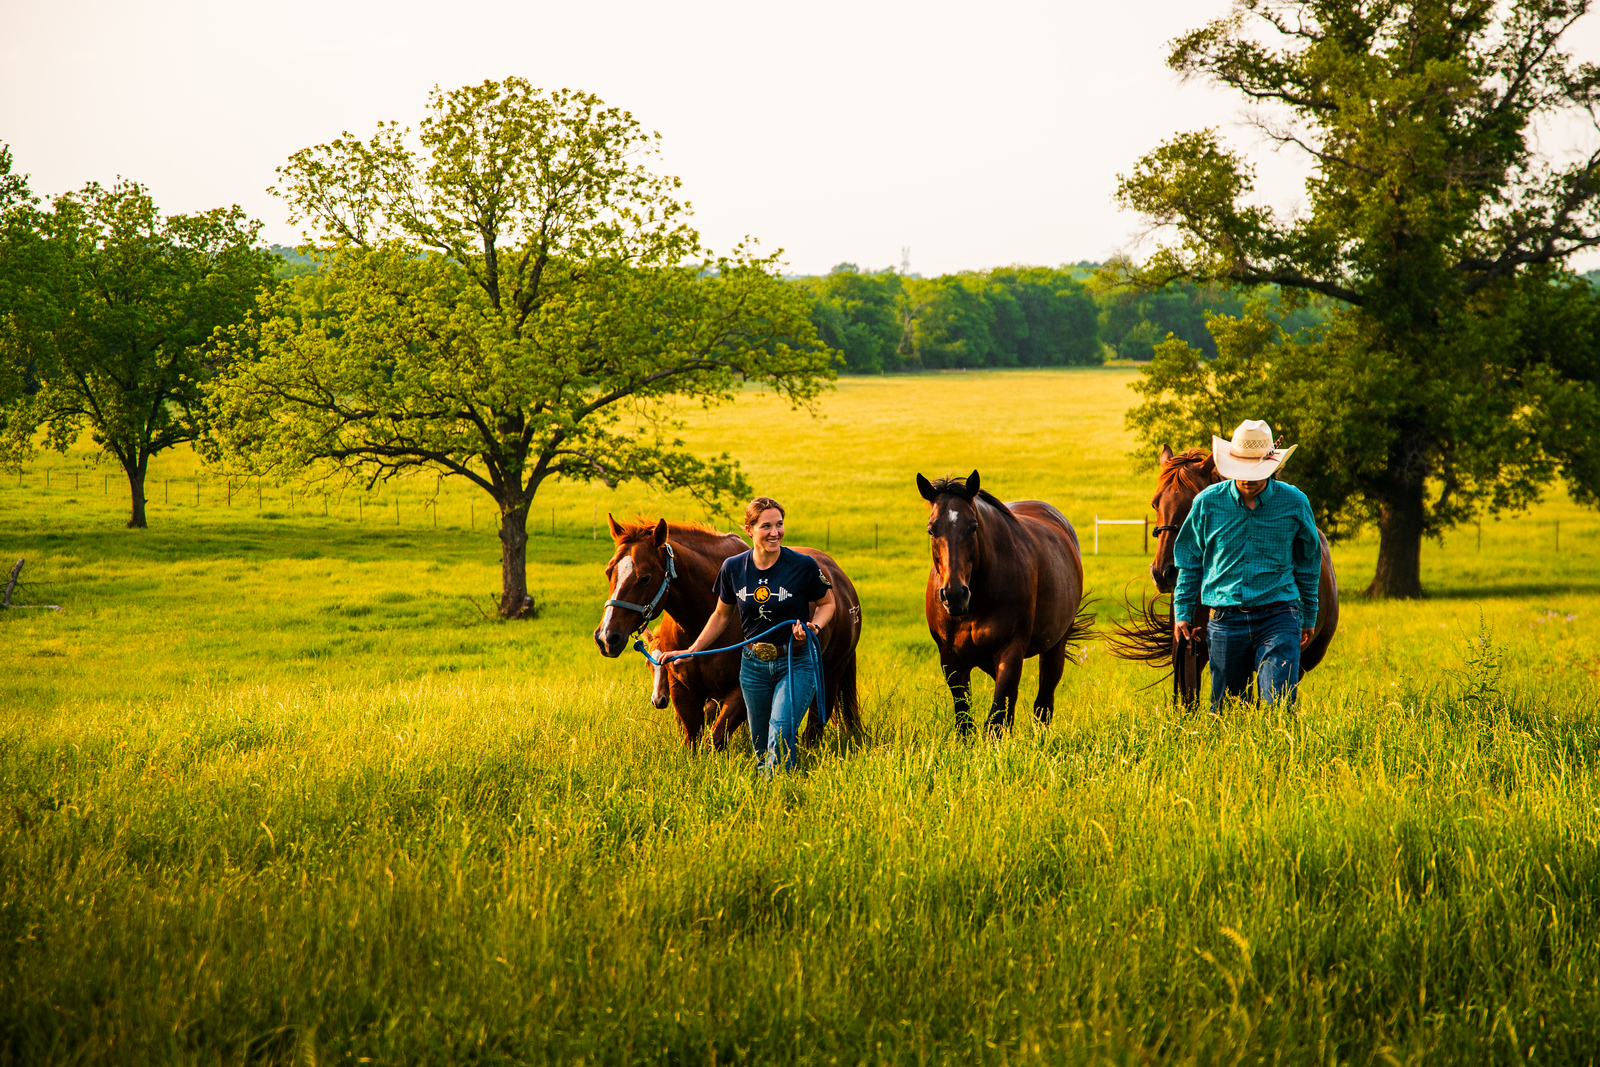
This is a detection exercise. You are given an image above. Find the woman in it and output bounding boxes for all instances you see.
[662,497,836,771]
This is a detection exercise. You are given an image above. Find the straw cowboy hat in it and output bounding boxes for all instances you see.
[1211,419,1297,481]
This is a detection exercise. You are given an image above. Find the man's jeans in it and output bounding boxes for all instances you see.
[740,646,817,773]
[1206,601,1302,711]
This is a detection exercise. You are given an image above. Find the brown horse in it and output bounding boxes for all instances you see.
[917,470,1093,734]
[1109,445,1340,701]
[593,516,863,747]
[641,614,743,740]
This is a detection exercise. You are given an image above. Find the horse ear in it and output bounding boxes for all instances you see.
[653,518,669,546]
[1159,443,1174,464]
[965,470,980,496]
[607,513,625,539]
[916,473,938,503]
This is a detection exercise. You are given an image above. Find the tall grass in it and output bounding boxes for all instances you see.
[3,369,1598,1063]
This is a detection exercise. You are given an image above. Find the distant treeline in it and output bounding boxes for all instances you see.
[792,262,1333,373]
[268,246,1338,373]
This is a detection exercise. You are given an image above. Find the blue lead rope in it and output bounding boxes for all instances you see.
[632,620,828,730]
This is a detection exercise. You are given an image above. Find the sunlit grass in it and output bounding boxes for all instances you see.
[2,368,1599,1063]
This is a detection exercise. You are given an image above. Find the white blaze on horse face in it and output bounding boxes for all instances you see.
[601,555,635,632]
[948,508,959,525]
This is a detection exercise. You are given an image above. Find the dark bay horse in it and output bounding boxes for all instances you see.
[917,471,1093,733]
[593,516,862,747]
[1109,445,1340,701]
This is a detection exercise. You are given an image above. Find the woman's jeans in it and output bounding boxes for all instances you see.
[1206,601,1301,711]
[740,646,817,773]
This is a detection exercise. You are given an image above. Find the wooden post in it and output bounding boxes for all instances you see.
[395,498,400,526]
[74,473,79,491]
[2,558,22,609]
[195,478,200,505]
[432,501,437,529]
[103,473,107,495]
[164,478,169,503]
[227,480,232,506]
[1144,517,1149,554]
[358,498,363,523]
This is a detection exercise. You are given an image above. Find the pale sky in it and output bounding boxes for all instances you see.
[3,0,1599,277]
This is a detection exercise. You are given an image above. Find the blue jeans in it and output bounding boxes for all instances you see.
[740,646,817,773]
[1206,602,1301,711]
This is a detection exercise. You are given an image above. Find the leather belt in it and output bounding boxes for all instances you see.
[1208,601,1292,616]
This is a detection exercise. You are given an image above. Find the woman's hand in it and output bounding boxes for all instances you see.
[792,619,820,642]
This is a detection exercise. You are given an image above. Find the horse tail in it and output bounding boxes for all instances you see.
[1064,597,1099,656]
[1105,592,1175,666]
[833,652,862,733]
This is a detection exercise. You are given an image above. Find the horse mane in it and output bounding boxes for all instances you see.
[613,517,739,545]
[1157,448,1219,495]
[925,478,1020,526]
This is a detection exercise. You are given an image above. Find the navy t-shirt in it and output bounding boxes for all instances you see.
[714,547,832,641]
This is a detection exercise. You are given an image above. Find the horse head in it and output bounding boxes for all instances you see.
[643,623,678,709]
[918,469,984,618]
[594,515,675,658]
[1149,444,1218,592]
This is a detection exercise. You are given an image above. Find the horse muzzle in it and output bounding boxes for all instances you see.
[939,584,972,617]
[594,627,627,658]
[1152,565,1178,594]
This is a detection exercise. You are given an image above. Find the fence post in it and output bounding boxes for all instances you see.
[195,478,200,505]
[165,478,169,503]
[1143,517,1149,555]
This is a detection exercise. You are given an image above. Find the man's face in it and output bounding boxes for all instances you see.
[1235,478,1268,500]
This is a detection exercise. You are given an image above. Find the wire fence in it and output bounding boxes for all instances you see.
[4,463,1597,557]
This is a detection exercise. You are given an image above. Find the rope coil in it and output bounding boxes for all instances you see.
[633,619,828,729]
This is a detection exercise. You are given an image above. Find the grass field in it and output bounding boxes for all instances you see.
[3,368,1600,1064]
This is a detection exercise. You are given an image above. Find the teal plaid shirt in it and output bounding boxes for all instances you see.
[1172,479,1320,627]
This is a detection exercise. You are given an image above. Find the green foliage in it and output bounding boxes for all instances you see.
[796,264,906,373]
[0,172,274,527]
[801,264,1100,372]
[209,78,833,615]
[1116,0,1600,596]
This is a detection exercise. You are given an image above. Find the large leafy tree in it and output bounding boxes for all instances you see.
[209,79,833,617]
[0,174,274,527]
[1116,0,1600,596]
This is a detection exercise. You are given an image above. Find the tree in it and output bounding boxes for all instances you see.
[0,176,274,526]
[986,267,1101,366]
[208,79,833,617]
[0,145,40,431]
[1116,0,1600,596]
[798,264,906,373]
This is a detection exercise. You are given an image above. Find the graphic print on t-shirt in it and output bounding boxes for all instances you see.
[714,548,832,642]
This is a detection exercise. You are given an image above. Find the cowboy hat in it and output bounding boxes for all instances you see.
[1211,419,1297,481]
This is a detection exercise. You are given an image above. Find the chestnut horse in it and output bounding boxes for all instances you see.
[593,516,862,747]
[917,471,1093,734]
[1109,445,1340,701]
[641,614,742,742]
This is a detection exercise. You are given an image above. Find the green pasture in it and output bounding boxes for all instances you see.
[3,368,1599,1064]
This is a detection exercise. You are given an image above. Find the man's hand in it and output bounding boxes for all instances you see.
[1300,628,1314,649]
[1174,619,1197,643]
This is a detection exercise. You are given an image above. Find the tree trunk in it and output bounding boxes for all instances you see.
[498,501,535,618]
[1367,479,1426,598]
[125,458,149,529]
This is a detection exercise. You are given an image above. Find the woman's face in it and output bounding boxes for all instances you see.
[745,507,785,553]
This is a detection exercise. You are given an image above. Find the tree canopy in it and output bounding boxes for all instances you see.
[209,78,832,616]
[1117,0,1600,596]
[0,170,275,526]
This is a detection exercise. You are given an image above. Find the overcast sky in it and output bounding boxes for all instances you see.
[4,0,1599,276]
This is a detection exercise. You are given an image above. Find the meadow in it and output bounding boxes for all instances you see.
[3,368,1599,1065]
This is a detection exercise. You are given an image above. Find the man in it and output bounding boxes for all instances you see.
[1172,420,1320,710]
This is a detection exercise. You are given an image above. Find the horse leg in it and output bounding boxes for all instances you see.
[1033,638,1067,725]
[672,679,707,748]
[709,688,748,750]
[988,645,1025,735]
[941,652,975,736]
